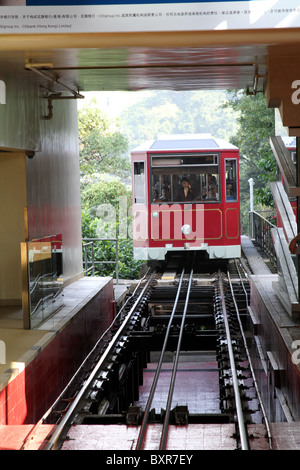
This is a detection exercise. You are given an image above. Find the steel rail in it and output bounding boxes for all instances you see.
[229,262,273,449]
[45,270,156,450]
[159,264,194,450]
[135,267,186,450]
[217,270,249,450]
[42,268,152,425]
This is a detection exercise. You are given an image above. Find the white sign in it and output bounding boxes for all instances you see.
[0,0,300,33]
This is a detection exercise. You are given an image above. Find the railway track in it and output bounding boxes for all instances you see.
[42,255,272,451]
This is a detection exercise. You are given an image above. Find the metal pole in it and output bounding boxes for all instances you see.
[84,244,88,275]
[115,239,119,284]
[91,242,95,276]
[248,178,254,238]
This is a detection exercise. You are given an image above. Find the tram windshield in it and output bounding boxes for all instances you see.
[151,153,220,203]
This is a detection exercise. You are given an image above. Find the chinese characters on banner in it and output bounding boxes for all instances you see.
[0,0,299,33]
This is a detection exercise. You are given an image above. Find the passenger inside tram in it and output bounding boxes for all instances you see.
[151,170,220,203]
[207,184,219,200]
[175,177,197,202]
[160,186,171,201]
[151,154,225,203]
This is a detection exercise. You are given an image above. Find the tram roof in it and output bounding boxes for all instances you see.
[131,134,238,153]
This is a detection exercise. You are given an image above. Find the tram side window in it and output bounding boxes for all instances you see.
[134,162,146,204]
[225,159,237,202]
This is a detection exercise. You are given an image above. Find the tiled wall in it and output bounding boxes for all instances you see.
[0,281,114,425]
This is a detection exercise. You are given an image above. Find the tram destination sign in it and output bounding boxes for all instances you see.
[0,0,299,33]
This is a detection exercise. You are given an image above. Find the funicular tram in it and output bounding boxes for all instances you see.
[131,134,241,261]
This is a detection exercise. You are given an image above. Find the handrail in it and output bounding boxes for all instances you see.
[249,210,277,267]
[83,237,119,283]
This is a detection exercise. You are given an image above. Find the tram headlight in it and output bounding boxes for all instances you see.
[181,224,192,235]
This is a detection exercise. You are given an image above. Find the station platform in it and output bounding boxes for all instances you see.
[0,276,127,427]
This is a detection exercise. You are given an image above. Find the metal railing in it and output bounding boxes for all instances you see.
[83,237,119,283]
[249,210,277,266]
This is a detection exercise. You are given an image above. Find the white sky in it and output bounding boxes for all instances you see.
[77,90,152,118]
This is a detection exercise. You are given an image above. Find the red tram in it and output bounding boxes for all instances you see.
[131,134,241,261]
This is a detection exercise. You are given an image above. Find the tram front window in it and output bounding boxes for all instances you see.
[151,154,220,203]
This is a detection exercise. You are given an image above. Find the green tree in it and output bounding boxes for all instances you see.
[81,175,132,211]
[119,90,239,150]
[78,98,130,178]
[223,91,276,233]
[224,91,276,205]
[81,178,141,279]
[79,99,141,279]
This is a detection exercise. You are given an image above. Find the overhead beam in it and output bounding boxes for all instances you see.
[0,28,299,51]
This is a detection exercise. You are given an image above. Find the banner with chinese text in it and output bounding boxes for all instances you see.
[0,0,299,33]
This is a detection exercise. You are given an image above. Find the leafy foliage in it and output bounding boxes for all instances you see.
[79,99,142,279]
[81,178,142,279]
[81,175,132,211]
[224,91,276,206]
[119,90,239,150]
[78,98,130,178]
[223,91,276,233]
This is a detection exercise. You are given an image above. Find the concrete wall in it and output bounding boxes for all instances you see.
[26,98,83,285]
[0,67,40,152]
[0,66,83,302]
[0,279,114,424]
[0,152,27,303]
